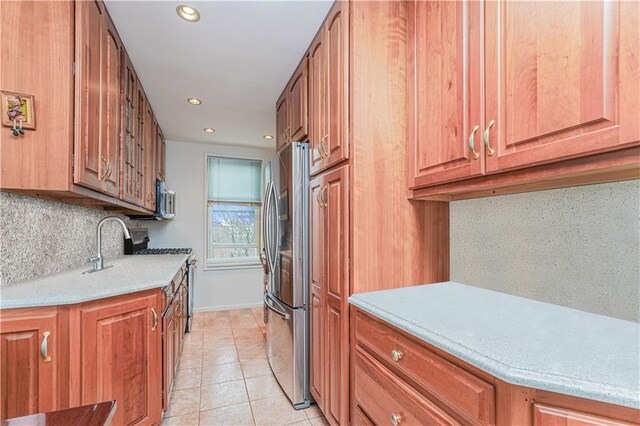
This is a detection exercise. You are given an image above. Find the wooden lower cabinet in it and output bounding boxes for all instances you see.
[79,292,162,426]
[353,308,640,426]
[0,308,59,420]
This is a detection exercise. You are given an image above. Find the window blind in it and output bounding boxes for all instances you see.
[207,157,262,204]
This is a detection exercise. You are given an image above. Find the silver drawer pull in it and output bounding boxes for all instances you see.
[40,331,52,363]
[390,413,402,425]
[390,349,403,362]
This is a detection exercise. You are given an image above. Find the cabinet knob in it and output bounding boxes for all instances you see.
[390,413,402,426]
[390,349,403,362]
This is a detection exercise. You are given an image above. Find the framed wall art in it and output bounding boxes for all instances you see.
[2,91,36,130]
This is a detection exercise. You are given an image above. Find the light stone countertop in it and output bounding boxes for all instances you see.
[0,255,189,309]
[348,282,640,409]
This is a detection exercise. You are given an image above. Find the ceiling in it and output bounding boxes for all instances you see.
[105,1,332,149]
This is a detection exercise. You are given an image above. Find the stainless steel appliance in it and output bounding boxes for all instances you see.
[124,228,196,333]
[263,142,311,409]
[129,180,175,220]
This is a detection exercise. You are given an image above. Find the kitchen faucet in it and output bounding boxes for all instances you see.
[84,216,132,274]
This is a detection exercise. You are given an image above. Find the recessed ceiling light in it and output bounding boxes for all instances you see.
[263,135,273,140]
[187,98,202,105]
[177,5,200,22]
[204,128,215,133]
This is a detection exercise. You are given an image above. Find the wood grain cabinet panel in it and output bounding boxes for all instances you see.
[288,57,309,143]
[0,309,58,421]
[323,0,349,169]
[276,92,288,151]
[309,175,325,409]
[309,31,326,176]
[484,0,640,174]
[533,404,632,426]
[120,51,141,205]
[355,348,459,426]
[408,0,482,188]
[143,105,156,211]
[79,293,162,426]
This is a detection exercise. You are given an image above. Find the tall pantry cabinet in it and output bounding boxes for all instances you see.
[293,2,450,425]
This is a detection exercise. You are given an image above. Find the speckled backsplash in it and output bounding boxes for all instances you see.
[0,191,139,286]
[450,179,640,323]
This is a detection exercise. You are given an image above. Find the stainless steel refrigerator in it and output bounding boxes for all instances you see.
[262,142,311,409]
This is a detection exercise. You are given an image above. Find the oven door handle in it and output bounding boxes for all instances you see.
[263,292,290,320]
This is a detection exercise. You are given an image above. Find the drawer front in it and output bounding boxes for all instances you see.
[533,404,634,426]
[355,347,459,426]
[353,406,374,426]
[356,312,495,425]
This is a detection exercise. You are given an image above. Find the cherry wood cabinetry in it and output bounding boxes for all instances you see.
[276,57,309,151]
[276,92,288,151]
[143,108,157,212]
[301,2,450,425]
[78,292,162,426]
[353,309,640,426]
[0,0,165,215]
[0,308,59,421]
[409,0,640,200]
[74,0,121,197]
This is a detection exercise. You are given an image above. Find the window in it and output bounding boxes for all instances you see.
[206,156,263,269]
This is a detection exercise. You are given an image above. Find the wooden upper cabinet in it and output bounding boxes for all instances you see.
[309,31,326,176]
[276,92,288,151]
[0,308,58,421]
[324,1,349,169]
[79,292,162,426]
[484,0,640,173]
[120,51,144,206]
[143,104,156,211]
[156,127,166,181]
[408,1,483,188]
[288,57,309,143]
[74,0,121,196]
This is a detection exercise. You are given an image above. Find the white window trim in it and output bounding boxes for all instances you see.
[203,153,264,272]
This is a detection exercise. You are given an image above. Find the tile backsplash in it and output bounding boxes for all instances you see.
[450,179,640,323]
[0,191,138,285]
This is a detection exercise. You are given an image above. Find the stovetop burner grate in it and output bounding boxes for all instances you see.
[135,248,193,255]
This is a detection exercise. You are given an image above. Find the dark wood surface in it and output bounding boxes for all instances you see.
[1,401,116,426]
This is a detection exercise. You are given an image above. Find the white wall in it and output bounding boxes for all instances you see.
[147,140,274,311]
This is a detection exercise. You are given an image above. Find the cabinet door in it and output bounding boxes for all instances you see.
[143,105,156,211]
[120,52,142,205]
[324,1,349,169]
[408,1,482,188]
[156,128,166,181]
[100,15,121,197]
[80,293,162,426]
[309,32,326,176]
[484,1,640,173]
[162,306,174,412]
[323,165,349,426]
[276,92,288,151]
[136,90,146,204]
[309,175,325,408]
[288,57,309,143]
[74,0,106,192]
[0,309,58,420]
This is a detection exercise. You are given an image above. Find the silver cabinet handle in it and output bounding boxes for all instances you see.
[390,349,403,362]
[483,120,496,157]
[390,413,402,426]
[151,307,158,331]
[468,125,480,160]
[320,184,328,208]
[40,331,52,363]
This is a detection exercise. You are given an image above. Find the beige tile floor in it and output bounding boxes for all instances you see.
[162,308,329,426]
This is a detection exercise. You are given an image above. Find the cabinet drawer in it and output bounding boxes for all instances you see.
[356,312,495,425]
[355,347,459,426]
[533,404,633,426]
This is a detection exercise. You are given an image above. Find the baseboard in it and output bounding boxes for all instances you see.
[194,302,262,312]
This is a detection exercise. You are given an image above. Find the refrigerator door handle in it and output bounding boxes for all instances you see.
[262,182,273,274]
[267,183,278,272]
[264,292,290,320]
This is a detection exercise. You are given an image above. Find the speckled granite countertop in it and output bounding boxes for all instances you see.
[348,282,640,409]
[0,255,189,309]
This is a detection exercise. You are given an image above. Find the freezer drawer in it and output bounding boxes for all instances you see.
[264,293,310,409]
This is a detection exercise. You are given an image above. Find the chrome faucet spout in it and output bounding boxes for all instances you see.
[84,216,131,274]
